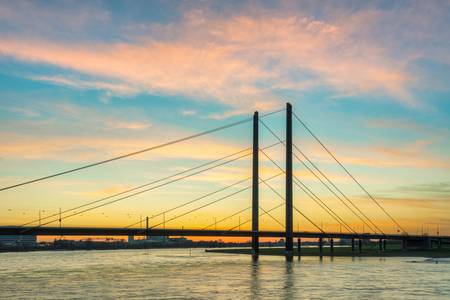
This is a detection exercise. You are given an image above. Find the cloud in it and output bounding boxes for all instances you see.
[0,105,40,118]
[112,121,151,130]
[28,75,138,97]
[375,196,450,211]
[395,182,450,198]
[367,118,425,131]
[0,101,248,162]
[298,137,450,170]
[0,1,110,38]
[0,129,248,162]
[0,5,431,113]
[180,110,197,116]
[366,118,450,138]
[0,37,280,113]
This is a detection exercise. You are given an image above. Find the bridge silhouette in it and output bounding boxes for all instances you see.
[1,103,447,261]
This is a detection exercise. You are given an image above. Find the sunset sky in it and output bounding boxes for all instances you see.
[0,1,449,238]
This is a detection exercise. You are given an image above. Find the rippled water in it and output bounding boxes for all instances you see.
[1,248,449,299]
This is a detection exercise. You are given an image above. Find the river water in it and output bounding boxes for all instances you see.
[0,248,449,299]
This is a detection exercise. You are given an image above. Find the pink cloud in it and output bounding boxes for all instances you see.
[0,10,417,113]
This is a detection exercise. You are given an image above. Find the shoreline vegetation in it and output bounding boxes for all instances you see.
[205,246,450,258]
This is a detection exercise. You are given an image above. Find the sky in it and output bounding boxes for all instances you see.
[0,0,449,239]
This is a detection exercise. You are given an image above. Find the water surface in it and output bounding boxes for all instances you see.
[1,248,449,299]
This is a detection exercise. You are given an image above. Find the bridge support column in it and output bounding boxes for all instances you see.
[251,111,259,261]
[330,238,334,255]
[379,238,383,253]
[358,239,362,254]
[351,238,355,255]
[383,239,387,251]
[319,237,323,259]
[297,238,301,259]
[402,238,407,251]
[146,216,149,240]
[285,103,293,261]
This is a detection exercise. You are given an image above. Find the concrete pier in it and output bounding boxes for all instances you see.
[319,237,323,258]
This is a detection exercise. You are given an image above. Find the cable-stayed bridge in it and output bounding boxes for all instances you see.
[1,103,448,260]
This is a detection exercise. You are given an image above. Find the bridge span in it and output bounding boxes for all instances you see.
[1,226,448,241]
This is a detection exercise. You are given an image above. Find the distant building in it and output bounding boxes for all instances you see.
[0,235,37,247]
[128,235,169,244]
[169,237,189,243]
[340,238,352,245]
[146,235,168,243]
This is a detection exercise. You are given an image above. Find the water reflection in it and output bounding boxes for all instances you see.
[283,261,295,299]
[0,249,449,299]
[250,261,260,298]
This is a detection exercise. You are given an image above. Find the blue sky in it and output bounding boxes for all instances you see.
[0,0,449,236]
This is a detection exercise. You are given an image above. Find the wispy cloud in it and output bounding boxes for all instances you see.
[0,1,110,38]
[395,182,450,198]
[0,101,246,162]
[298,138,450,170]
[367,118,425,131]
[180,110,197,116]
[28,75,138,97]
[367,117,450,137]
[1,4,437,113]
[0,124,246,162]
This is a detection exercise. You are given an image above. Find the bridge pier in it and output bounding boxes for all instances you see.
[251,111,259,261]
[402,238,407,251]
[330,238,334,255]
[319,237,323,259]
[146,216,149,239]
[383,239,387,251]
[285,103,293,262]
[297,238,301,259]
[358,239,362,254]
[351,238,355,255]
[379,238,383,253]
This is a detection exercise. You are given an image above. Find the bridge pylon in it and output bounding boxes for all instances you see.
[285,102,294,261]
[252,111,259,261]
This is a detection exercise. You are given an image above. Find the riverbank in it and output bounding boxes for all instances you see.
[205,246,450,258]
[0,240,281,253]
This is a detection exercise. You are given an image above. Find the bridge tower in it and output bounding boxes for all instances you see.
[285,103,294,261]
[252,111,259,261]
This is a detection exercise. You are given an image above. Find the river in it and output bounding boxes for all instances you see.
[1,248,449,299]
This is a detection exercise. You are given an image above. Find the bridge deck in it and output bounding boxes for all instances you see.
[0,226,448,240]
